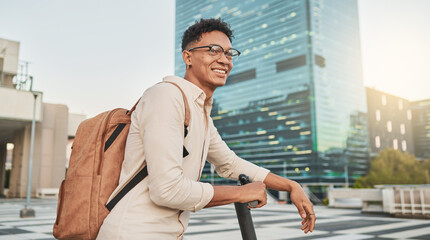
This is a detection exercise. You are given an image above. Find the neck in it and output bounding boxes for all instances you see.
[184,71,214,101]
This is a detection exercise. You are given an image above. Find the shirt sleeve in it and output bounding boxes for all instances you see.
[137,83,214,212]
[206,118,270,183]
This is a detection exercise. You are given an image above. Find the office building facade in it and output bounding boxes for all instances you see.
[411,99,430,160]
[175,0,369,196]
[366,87,415,157]
[0,37,78,197]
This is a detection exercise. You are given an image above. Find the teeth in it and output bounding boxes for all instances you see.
[213,69,226,74]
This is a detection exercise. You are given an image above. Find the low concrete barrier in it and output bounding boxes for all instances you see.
[36,188,59,198]
[328,188,383,212]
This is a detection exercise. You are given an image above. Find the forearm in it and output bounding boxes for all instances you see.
[204,185,242,208]
[205,182,267,208]
[263,172,301,192]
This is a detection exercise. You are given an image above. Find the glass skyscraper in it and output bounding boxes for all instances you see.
[175,0,369,197]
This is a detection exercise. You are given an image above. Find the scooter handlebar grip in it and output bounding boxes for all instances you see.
[248,200,258,208]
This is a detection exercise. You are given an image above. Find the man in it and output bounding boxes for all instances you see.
[97,18,315,239]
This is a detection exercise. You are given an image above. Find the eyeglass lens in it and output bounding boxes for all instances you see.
[209,45,238,60]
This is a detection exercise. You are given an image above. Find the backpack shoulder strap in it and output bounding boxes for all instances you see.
[164,81,190,127]
[127,99,141,116]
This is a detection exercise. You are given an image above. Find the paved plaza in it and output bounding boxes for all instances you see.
[0,198,429,240]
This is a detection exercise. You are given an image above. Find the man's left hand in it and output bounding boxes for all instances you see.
[290,183,316,234]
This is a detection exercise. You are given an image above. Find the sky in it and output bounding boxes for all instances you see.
[0,0,429,118]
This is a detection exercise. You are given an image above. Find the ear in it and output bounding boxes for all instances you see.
[182,50,192,68]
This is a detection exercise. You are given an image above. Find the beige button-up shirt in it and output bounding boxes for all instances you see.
[97,76,270,240]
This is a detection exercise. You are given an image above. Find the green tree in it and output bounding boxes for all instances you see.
[354,149,428,188]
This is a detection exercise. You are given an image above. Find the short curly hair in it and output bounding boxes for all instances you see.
[181,18,234,51]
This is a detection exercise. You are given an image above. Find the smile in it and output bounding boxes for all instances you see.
[212,68,227,74]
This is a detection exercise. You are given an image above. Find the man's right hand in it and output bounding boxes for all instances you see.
[239,181,267,208]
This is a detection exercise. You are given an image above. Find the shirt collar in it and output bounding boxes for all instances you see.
[162,75,213,109]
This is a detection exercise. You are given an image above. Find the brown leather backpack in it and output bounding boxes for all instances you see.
[53,82,190,240]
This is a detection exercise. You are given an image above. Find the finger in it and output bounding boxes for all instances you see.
[307,221,313,233]
[255,201,264,208]
[305,209,316,231]
[304,220,311,233]
[301,218,310,229]
[301,220,309,230]
[310,216,316,232]
[257,193,267,208]
[301,217,309,226]
[296,203,307,219]
[303,215,315,233]
[301,220,307,228]
[255,198,266,208]
[301,223,308,231]
[303,225,310,234]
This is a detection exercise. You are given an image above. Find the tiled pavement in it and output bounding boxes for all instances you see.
[0,199,56,240]
[0,198,429,240]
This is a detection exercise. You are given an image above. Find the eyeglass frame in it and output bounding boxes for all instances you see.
[186,44,241,61]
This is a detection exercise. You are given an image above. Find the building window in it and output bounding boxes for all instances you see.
[376,110,381,121]
[226,69,256,86]
[315,55,326,67]
[402,140,407,151]
[382,95,387,106]
[276,55,307,73]
[398,100,403,110]
[387,121,392,132]
[375,136,380,148]
[400,124,406,135]
[393,139,398,150]
[407,110,412,120]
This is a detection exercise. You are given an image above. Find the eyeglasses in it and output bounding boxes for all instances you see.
[187,44,241,62]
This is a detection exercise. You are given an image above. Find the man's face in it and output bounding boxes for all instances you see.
[185,31,234,91]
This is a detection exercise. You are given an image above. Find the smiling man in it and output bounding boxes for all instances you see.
[97,18,315,240]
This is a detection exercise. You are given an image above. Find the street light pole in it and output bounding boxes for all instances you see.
[344,164,349,188]
[20,90,38,218]
[283,160,287,177]
[344,152,349,188]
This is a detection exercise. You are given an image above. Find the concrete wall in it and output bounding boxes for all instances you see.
[0,38,20,88]
[0,88,43,122]
[68,113,86,137]
[8,103,68,197]
[0,38,19,75]
[8,125,30,197]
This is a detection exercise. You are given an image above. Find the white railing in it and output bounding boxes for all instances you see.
[328,185,430,217]
[390,186,430,215]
